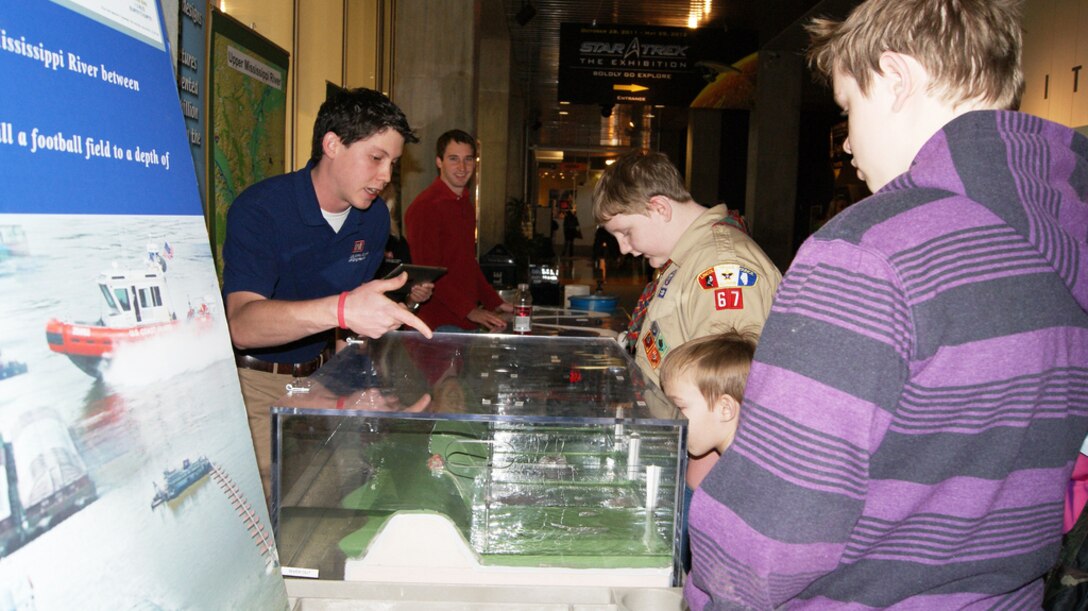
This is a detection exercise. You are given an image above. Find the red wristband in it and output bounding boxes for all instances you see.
[337,291,349,330]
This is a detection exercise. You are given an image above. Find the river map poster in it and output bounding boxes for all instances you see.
[207,8,288,279]
[0,1,288,608]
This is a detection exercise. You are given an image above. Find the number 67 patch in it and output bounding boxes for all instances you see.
[714,288,744,310]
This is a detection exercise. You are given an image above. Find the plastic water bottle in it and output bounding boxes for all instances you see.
[513,283,532,334]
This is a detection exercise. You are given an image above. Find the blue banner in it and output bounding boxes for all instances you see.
[0,0,200,215]
[0,3,289,608]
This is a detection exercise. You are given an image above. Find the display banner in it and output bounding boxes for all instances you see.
[178,0,206,205]
[0,1,288,608]
[558,23,757,108]
[207,9,288,278]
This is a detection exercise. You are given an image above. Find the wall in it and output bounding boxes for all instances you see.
[212,0,517,257]
[745,50,802,272]
[214,0,390,172]
[1020,0,1088,127]
[477,0,514,255]
[391,0,478,243]
[391,0,515,257]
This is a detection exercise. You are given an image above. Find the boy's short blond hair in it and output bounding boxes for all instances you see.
[659,331,757,410]
[806,0,1024,110]
[592,151,693,224]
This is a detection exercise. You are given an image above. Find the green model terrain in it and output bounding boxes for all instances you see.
[338,421,677,569]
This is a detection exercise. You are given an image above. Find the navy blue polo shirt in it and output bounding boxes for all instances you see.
[222,161,389,364]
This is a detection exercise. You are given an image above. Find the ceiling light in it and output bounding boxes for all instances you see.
[534,149,563,162]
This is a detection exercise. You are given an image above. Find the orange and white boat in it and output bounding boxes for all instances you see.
[45,242,212,377]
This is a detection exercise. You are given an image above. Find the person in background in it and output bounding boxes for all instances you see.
[592,150,782,571]
[544,211,559,259]
[405,129,512,332]
[384,196,412,265]
[659,330,756,571]
[384,232,411,266]
[222,87,433,503]
[685,0,1088,608]
[562,209,580,257]
[592,224,620,284]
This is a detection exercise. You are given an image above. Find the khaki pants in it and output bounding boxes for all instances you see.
[236,367,294,506]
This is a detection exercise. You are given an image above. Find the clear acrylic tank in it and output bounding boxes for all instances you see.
[271,331,686,587]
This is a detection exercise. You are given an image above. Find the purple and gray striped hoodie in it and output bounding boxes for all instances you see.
[686,110,1088,609]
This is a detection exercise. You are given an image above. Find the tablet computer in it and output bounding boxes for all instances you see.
[382,263,447,284]
[382,263,447,302]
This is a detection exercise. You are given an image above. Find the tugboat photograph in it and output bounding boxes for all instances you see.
[151,456,211,509]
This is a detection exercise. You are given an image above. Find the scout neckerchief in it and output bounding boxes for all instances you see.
[715,208,750,235]
[625,207,751,352]
[626,259,671,351]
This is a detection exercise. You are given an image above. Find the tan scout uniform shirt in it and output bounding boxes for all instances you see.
[634,204,782,387]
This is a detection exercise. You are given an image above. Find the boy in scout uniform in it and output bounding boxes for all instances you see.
[593,150,781,501]
[594,151,781,388]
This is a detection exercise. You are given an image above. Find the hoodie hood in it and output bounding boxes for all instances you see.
[895,110,1088,313]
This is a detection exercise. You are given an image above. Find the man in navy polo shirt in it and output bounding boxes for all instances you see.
[222,87,433,503]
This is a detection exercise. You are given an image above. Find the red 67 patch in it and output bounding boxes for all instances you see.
[714,288,744,310]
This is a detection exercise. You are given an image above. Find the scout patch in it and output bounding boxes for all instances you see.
[642,321,668,368]
[714,288,744,310]
[642,332,661,368]
[657,269,677,298]
[697,267,719,289]
[735,266,758,287]
[697,264,758,290]
[650,320,669,356]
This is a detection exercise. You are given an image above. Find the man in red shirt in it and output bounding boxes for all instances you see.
[405,129,512,331]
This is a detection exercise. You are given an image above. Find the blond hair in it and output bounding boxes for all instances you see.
[592,151,693,224]
[806,0,1024,110]
[659,331,757,409]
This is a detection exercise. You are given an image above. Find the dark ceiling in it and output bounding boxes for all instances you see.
[498,0,850,154]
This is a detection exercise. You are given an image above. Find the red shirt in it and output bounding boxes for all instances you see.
[405,176,504,329]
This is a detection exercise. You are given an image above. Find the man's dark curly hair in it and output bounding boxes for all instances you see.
[309,87,419,164]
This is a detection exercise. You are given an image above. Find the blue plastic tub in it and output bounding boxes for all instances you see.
[568,294,619,313]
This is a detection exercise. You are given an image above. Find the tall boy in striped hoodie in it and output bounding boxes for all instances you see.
[686,0,1088,608]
